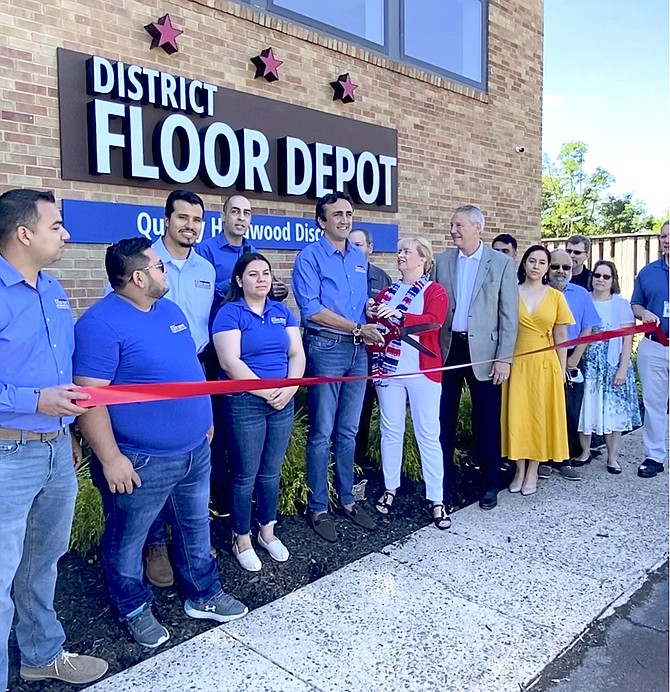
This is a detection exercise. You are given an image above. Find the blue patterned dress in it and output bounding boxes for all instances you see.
[578,295,641,435]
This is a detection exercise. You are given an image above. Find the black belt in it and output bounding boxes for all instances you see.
[452,331,469,340]
[305,328,356,343]
[646,332,667,344]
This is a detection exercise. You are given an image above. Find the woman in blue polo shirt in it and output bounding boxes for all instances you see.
[213,253,305,572]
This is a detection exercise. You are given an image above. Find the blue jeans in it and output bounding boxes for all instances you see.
[145,512,168,548]
[0,431,77,691]
[224,393,294,535]
[304,335,368,512]
[91,438,221,618]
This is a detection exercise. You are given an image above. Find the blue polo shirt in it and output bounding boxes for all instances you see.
[74,293,212,456]
[631,257,669,337]
[152,238,215,354]
[213,299,298,379]
[0,255,75,432]
[292,235,368,332]
[563,282,600,340]
[196,235,256,298]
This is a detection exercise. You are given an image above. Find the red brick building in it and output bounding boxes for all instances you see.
[0,0,543,312]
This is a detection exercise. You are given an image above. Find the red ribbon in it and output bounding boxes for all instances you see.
[78,323,667,408]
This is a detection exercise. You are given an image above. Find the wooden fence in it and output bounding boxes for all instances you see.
[542,233,661,300]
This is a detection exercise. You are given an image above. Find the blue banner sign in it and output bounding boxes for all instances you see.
[62,199,399,252]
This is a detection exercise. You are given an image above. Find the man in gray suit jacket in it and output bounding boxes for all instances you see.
[433,205,518,510]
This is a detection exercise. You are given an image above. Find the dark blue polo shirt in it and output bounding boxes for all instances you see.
[632,257,669,337]
[212,299,298,379]
[196,235,256,298]
[74,293,212,456]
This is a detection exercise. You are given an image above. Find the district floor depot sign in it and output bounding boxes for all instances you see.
[57,49,399,211]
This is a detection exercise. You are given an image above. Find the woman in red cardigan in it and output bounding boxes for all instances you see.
[367,237,450,529]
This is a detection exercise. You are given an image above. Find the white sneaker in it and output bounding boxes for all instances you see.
[257,533,290,562]
[232,542,262,572]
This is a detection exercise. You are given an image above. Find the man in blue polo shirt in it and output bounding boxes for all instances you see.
[544,249,600,479]
[74,237,247,650]
[632,221,669,478]
[293,192,384,542]
[196,194,288,302]
[143,190,215,589]
[0,189,108,689]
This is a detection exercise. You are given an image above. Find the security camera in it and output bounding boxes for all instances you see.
[515,146,525,153]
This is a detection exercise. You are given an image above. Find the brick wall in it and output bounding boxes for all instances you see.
[0,0,543,314]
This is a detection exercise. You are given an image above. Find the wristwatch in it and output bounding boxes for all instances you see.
[352,323,363,344]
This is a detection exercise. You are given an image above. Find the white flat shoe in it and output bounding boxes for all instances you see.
[257,534,289,562]
[232,543,262,572]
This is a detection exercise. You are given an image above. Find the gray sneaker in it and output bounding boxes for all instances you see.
[126,607,170,648]
[538,463,553,479]
[20,651,109,685]
[184,591,248,623]
[558,464,582,481]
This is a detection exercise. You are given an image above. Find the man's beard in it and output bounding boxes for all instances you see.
[549,276,569,291]
[147,276,169,300]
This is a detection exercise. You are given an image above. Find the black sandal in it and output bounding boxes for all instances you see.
[375,491,396,515]
[428,502,451,530]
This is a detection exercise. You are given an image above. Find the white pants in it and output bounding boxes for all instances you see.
[376,375,443,502]
[637,336,669,462]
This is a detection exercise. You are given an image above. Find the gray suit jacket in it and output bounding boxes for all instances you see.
[433,244,519,380]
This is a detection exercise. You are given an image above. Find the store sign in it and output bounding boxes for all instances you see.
[61,199,399,251]
[57,49,399,211]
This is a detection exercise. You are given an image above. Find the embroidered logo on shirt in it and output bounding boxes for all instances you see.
[270,316,287,325]
[54,298,70,310]
[355,265,366,273]
[170,322,187,333]
[194,280,211,289]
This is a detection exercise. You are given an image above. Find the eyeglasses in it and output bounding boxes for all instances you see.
[550,264,571,271]
[565,248,585,255]
[139,261,165,274]
[592,272,612,280]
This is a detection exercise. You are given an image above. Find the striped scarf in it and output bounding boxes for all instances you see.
[371,275,429,386]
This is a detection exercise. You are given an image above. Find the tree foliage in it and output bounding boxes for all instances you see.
[542,141,659,237]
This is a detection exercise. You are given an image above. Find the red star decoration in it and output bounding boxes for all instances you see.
[330,73,358,103]
[251,48,283,82]
[144,14,183,55]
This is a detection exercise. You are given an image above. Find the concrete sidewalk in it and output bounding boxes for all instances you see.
[89,429,668,692]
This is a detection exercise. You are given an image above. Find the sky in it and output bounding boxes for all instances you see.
[543,0,669,217]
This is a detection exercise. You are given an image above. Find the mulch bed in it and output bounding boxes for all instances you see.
[8,459,501,691]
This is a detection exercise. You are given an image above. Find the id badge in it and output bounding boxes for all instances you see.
[664,301,669,319]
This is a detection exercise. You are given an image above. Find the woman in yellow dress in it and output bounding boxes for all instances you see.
[501,245,575,495]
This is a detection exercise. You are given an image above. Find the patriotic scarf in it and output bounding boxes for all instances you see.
[371,275,429,386]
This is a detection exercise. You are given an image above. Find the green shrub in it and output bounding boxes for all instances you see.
[69,460,104,554]
[67,388,477,550]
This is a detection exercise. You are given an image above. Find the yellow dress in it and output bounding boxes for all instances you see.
[501,287,575,462]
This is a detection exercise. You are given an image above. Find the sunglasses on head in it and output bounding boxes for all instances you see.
[550,264,571,271]
[592,272,612,280]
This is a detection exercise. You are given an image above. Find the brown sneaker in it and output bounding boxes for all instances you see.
[20,651,108,684]
[145,544,174,587]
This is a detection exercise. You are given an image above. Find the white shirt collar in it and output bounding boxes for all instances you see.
[458,241,484,261]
